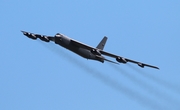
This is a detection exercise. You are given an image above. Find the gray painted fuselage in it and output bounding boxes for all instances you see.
[21,31,159,69]
[54,34,104,63]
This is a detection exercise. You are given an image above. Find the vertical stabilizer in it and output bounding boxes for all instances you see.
[96,36,107,50]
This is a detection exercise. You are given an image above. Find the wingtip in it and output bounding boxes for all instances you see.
[151,66,160,70]
[21,30,27,34]
[156,67,160,70]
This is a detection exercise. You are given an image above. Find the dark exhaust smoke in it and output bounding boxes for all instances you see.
[127,63,180,95]
[38,41,168,110]
[109,64,180,108]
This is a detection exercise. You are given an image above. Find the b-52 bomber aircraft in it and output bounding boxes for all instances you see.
[21,31,159,69]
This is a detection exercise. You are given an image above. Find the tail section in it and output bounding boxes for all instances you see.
[96,36,107,50]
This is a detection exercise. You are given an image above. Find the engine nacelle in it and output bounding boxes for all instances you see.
[38,35,50,42]
[23,32,37,40]
[138,63,144,68]
[116,57,127,63]
[91,49,101,56]
[54,33,71,46]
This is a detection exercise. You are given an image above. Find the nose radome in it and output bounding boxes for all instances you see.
[55,33,61,37]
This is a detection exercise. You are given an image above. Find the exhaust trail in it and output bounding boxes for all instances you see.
[38,42,168,110]
[109,64,180,109]
[127,63,180,95]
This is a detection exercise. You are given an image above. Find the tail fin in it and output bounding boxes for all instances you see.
[96,36,107,50]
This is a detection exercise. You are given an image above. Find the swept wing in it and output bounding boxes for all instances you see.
[70,39,159,69]
[22,31,159,69]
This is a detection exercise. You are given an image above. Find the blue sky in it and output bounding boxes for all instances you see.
[1,0,180,110]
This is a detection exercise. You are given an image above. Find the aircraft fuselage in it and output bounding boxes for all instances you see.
[54,34,104,63]
[21,31,159,69]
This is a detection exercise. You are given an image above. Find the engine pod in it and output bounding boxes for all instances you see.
[138,63,144,68]
[116,57,127,63]
[38,35,50,42]
[23,32,37,40]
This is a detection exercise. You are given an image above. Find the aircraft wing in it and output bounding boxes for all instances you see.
[100,50,159,69]
[71,39,159,69]
[71,39,95,50]
[21,31,55,42]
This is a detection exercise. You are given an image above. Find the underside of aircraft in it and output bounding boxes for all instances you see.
[21,31,159,70]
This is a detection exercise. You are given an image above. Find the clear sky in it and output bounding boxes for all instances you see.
[1,0,180,110]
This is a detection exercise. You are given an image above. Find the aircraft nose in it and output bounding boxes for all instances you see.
[55,33,61,37]
[55,33,63,41]
[54,33,63,44]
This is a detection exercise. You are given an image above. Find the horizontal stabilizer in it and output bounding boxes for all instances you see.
[104,58,119,65]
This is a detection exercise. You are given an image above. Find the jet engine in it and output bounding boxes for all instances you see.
[91,49,101,56]
[22,31,37,40]
[22,31,50,42]
[116,57,127,63]
[36,35,50,42]
[138,63,144,68]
